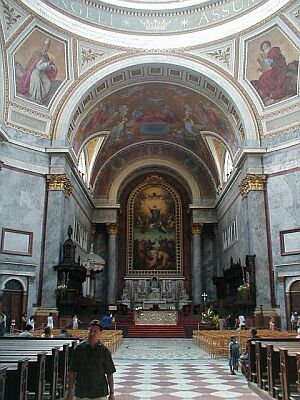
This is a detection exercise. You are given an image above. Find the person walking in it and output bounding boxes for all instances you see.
[47,312,54,329]
[21,312,27,331]
[238,314,246,330]
[72,314,82,330]
[66,319,116,400]
[28,315,35,331]
[228,336,240,375]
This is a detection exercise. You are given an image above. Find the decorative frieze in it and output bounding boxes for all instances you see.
[239,174,266,198]
[107,223,118,235]
[46,174,73,197]
[191,223,204,236]
[1,1,21,30]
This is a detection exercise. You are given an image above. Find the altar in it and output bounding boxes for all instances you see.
[134,310,178,325]
[142,300,167,309]
[119,276,190,310]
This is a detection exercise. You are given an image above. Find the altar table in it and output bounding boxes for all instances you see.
[134,310,178,325]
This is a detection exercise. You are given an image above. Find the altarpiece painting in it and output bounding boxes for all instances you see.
[127,176,182,276]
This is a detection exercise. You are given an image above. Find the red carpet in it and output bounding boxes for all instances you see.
[126,324,186,338]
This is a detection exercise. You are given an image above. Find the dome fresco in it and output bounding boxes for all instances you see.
[74,82,238,159]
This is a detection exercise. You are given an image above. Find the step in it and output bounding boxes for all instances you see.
[126,324,186,338]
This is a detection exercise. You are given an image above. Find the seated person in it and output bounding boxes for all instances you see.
[239,327,260,375]
[59,328,72,337]
[20,324,33,337]
[41,326,53,338]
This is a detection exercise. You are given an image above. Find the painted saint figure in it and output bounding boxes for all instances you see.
[17,37,57,104]
[251,41,287,105]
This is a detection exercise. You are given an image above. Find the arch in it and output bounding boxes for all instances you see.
[2,277,26,292]
[286,278,300,293]
[104,157,202,206]
[54,55,259,145]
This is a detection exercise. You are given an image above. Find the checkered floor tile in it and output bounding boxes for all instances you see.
[112,339,260,399]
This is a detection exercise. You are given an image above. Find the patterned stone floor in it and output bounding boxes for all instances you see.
[112,339,261,399]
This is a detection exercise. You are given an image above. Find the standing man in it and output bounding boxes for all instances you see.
[102,313,112,330]
[66,319,116,400]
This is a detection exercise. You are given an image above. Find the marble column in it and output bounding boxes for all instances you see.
[107,223,118,305]
[191,223,203,305]
[211,224,219,299]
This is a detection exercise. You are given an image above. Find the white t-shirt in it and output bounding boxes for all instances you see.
[47,316,54,329]
[239,315,245,327]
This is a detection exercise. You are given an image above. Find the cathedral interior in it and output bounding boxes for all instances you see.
[0,0,299,331]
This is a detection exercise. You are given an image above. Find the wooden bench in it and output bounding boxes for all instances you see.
[247,338,300,399]
[0,359,28,400]
[0,353,45,400]
[0,366,7,400]
[0,338,77,399]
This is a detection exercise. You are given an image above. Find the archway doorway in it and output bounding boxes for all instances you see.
[2,279,24,331]
[290,280,300,314]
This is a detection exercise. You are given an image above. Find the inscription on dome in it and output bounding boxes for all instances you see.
[45,0,263,33]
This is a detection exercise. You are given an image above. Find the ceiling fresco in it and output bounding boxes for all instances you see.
[74,83,238,168]
[92,141,217,198]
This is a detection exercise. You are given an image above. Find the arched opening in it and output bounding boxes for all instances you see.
[290,280,300,315]
[2,279,25,331]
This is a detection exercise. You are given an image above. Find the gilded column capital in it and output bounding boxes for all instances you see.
[107,223,118,235]
[191,223,204,235]
[213,223,218,235]
[239,174,266,198]
[91,223,96,235]
[46,174,73,197]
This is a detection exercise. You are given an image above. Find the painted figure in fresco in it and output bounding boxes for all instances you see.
[16,38,58,105]
[253,41,287,104]
[250,40,298,105]
[132,186,177,271]
[149,204,161,225]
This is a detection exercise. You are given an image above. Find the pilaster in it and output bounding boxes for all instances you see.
[107,223,119,305]
[239,174,272,309]
[41,174,73,308]
[191,223,203,305]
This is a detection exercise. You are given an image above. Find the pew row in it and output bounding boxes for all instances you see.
[247,337,300,400]
[0,338,76,400]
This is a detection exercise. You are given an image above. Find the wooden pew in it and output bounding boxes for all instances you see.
[0,338,76,398]
[297,353,300,398]
[279,347,299,400]
[0,353,46,400]
[0,366,7,400]
[0,344,69,398]
[0,347,60,400]
[0,359,28,400]
[248,338,300,399]
[247,337,300,384]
